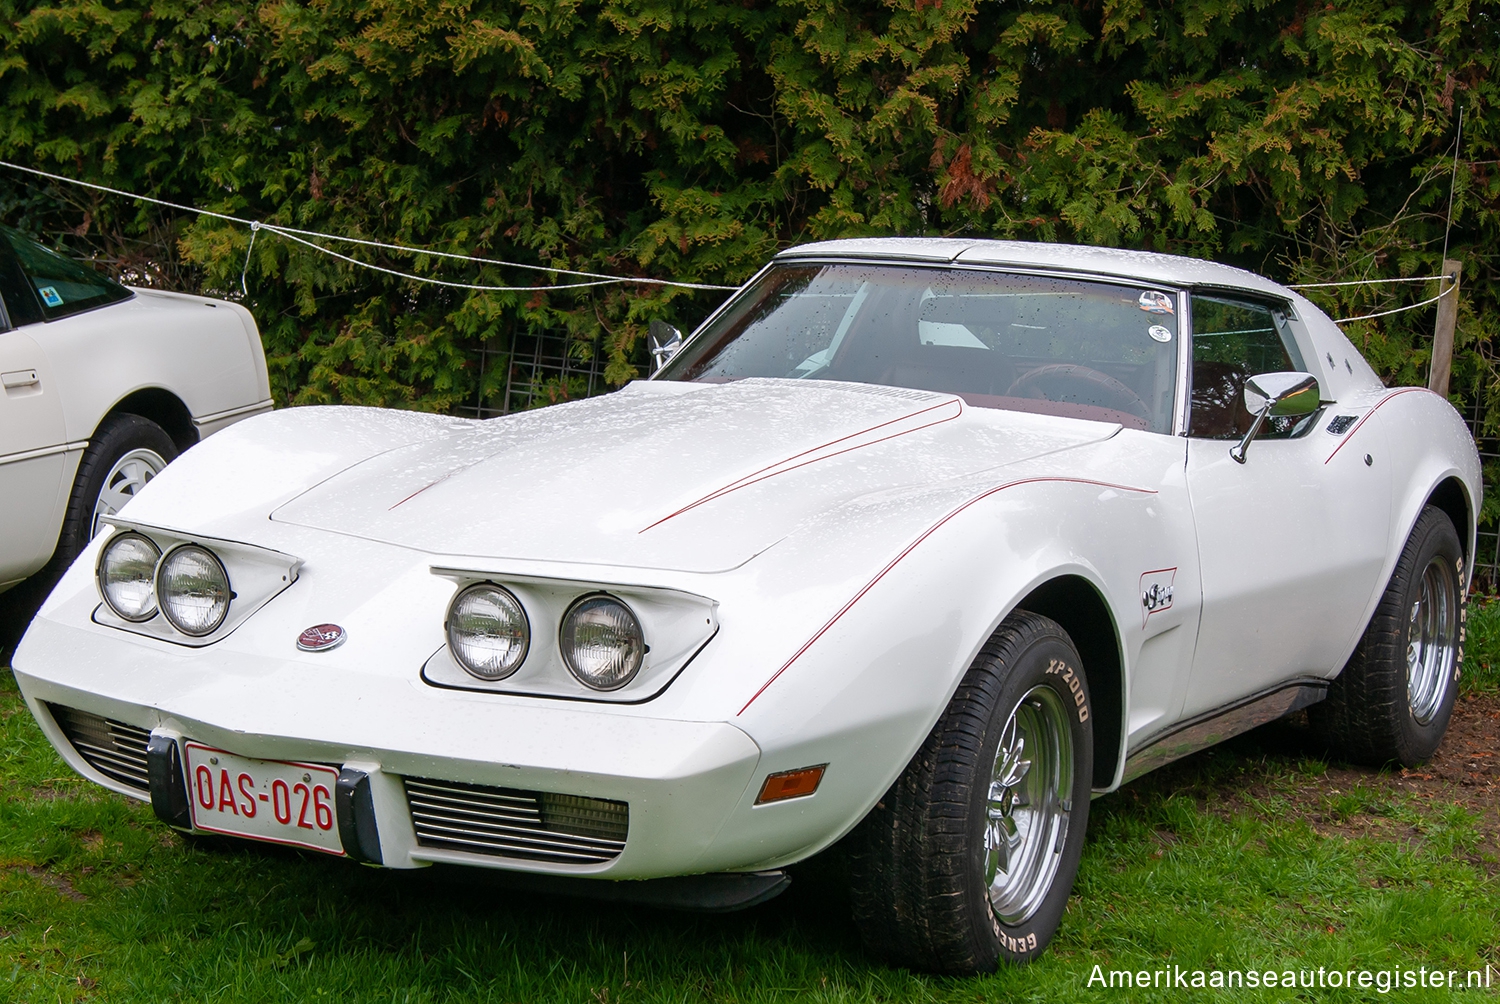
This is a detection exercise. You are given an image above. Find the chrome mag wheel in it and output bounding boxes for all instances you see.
[91,448,168,538]
[985,684,1073,926]
[1406,555,1458,726]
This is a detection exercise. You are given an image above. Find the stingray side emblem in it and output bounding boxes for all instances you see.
[297,624,346,652]
[1139,568,1177,627]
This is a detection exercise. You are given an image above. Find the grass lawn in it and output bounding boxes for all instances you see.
[1,607,1497,1002]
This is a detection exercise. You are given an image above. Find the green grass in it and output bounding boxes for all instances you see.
[1464,597,1500,695]
[1,665,1496,1003]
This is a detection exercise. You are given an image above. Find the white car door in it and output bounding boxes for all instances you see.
[0,320,68,588]
[1182,293,1392,718]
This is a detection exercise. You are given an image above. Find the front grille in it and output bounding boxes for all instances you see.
[47,704,152,793]
[404,777,628,864]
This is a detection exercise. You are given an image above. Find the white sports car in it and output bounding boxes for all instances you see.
[12,239,1479,974]
[0,225,272,599]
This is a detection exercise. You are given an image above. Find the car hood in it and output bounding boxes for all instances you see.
[271,379,1120,572]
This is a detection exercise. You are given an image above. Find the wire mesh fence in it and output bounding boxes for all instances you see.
[1461,393,1500,593]
[454,326,610,420]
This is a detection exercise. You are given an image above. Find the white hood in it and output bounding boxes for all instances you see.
[269,379,1119,572]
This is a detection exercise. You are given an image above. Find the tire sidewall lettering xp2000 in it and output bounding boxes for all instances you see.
[848,611,1094,974]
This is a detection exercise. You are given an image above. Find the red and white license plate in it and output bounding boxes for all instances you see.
[183,742,344,855]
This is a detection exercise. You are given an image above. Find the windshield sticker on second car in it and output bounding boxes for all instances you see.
[1148,324,1173,343]
[38,286,63,307]
[1138,290,1174,314]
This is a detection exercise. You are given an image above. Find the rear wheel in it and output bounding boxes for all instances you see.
[1311,505,1464,767]
[57,414,176,566]
[847,611,1093,974]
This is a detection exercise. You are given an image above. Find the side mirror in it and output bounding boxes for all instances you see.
[1230,372,1320,464]
[649,320,684,372]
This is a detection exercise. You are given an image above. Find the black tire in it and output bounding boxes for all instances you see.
[846,611,1094,974]
[56,414,177,567]
[1310,505,1464,767]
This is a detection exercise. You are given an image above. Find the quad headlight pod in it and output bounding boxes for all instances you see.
[97,532,162,622]
[447,584,531,680]
[560,595,645,691]
[156,544,233,636]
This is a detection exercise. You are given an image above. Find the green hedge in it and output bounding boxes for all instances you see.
[0,0,1496,426]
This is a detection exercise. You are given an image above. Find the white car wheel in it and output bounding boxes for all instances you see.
[91,447,168,539]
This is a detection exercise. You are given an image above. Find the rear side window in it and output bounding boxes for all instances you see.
[0,226,132,321]
[1188,294,1308,440]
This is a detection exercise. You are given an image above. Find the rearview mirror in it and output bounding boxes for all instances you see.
[649,320,684,372]
[1230,371,1320,464]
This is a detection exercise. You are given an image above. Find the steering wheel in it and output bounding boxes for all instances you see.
[1005,364,1152,425]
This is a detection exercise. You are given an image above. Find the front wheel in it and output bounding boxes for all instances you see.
[1311,505,1464,767]
[847,611,1094,974]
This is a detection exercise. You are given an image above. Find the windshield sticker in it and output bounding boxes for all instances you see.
[38,286,63,307]
[1148,324,1173,343]
[1138,290,1174,314]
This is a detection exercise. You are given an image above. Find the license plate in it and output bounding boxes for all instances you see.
[182,742,345,855]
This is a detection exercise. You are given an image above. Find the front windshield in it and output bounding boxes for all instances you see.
[658,263,1181,433]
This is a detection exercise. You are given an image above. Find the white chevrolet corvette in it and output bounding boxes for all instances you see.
[0,225,272,600]
[12,239,1480,974]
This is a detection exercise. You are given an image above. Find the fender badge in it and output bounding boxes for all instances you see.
[297,624,346,652]
[1140,567,1177,627]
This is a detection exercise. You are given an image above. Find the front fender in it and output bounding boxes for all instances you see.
[688,463,1179,870]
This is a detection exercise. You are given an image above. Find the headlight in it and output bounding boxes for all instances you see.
[97,532,161,622]
[447,584,530,680]
[560,595,644,690]
[156,544,232,636]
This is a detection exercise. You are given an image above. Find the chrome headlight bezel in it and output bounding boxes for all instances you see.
[95,531,162,622]
[558,593,646,691]
[155,543,233,637]
[445,582,531,680]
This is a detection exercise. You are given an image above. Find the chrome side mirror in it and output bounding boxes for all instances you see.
[649,320,684,372]
[1229,371,1320,464]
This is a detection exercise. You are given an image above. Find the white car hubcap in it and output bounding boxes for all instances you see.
[91,448,167,538]
[985,684,1073,926]
[1406,556,1458,726]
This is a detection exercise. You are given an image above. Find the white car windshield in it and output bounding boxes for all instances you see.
[659,263,1182,432]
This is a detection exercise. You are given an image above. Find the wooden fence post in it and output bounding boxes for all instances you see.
[1428,259,1462,398]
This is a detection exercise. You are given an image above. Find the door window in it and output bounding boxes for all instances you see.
[1188,294,1310,439]
[0,227,131,322]
[0,234,43,328]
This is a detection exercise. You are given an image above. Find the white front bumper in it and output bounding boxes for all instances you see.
[14,615,781,880]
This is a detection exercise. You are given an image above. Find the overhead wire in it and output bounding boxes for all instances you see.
[0,159,1469,318]
[0,159,739,292]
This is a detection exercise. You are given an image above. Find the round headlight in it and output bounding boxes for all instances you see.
[447,584,530,680]
[560,595,644,691]
[156,544,231,636]
[97,532,161,622]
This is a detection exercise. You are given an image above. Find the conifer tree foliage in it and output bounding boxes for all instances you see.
[0,0,1495,420]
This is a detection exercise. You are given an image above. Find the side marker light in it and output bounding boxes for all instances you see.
[755,765,827,804]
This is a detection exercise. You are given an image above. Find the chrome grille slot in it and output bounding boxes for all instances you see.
[47,704,151,794]
[404,777,627,864]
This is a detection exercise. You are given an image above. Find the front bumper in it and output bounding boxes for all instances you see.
[15,615,768,880]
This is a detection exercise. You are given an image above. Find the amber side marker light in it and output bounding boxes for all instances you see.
[755,765,828,804]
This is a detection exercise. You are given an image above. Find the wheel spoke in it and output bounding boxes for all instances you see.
[985,684,1074,927]
[90,449,167,538]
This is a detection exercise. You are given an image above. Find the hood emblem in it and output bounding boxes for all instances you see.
[297,624,346,652]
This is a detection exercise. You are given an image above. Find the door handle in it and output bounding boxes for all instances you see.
[1,369,39,389]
